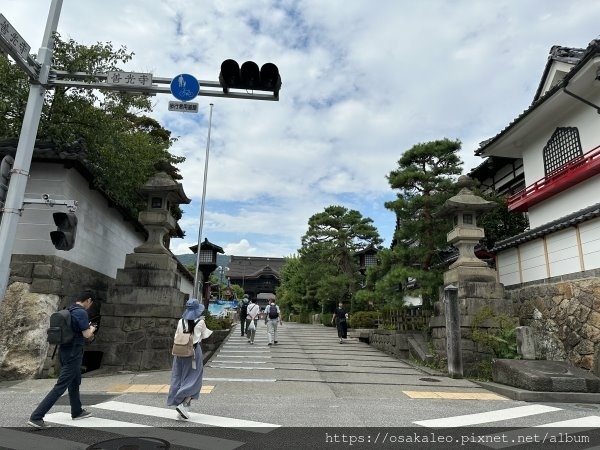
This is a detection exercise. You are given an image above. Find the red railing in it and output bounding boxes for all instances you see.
[508,145,600,212]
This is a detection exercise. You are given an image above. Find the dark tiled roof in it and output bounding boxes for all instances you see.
[532,45,586,102]
[476,39,600,156]
[492,201,600,252]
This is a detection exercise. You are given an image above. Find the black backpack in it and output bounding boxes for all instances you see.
[268,305,279,319]
[47,308,75,345]
[240,301,249,315]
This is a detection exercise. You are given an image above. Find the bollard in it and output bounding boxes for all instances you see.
[444,284,463,378]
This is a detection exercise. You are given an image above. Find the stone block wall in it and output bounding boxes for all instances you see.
[509,277,600,372]
[0,255,113,380]
[430,281,513,374]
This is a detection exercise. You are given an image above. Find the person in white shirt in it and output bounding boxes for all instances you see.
[245,298,260,344]
[167,298,212,419]
[264,298,283,345]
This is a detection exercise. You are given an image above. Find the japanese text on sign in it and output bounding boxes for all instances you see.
[0,14,31,60]
[106,71,153,87]
[168,101,199,113]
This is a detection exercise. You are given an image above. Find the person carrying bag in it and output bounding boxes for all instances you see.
[245,298,260,344]
[167,299,212,420]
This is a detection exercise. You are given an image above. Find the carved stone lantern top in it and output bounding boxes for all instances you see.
[139,172,191,211]
[135,171,190,255]
[438,175,497,276]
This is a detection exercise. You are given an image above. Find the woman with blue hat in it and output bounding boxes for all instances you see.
[167,298,212,419]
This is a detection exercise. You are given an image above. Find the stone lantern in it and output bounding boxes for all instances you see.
[134,171,191,254]
[437,175,497,285]
[190,238,224,310]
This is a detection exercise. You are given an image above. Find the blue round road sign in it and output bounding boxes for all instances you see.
[170,74,200,101]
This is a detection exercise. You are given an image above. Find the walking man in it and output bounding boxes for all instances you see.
[331,302,349,344]
[264,297,282,345]
[238,294,250,336]
[28,293,97,428]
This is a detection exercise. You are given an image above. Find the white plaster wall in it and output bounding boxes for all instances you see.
[520,240,548,283]
[579,217,600,270]
[14,162,144,278]
[519,91,600,228]
[497,247,520,286]
[545,228,580,277]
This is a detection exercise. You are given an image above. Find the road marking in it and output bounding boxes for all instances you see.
[106,384,214,394]
[44,412,243,450]
[0,428,88,450]
[476,416,600,449]
[208,365,275,370]
[90,400,280,431]
[204,377,276,382]
[211,361,268,364]
[216,355,272,358]
[219,350,270,353]
[403,391,507,400]
[414,404,562,427]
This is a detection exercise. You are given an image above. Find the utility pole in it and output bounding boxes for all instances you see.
[0,3,281,304]
[0,0,62,302]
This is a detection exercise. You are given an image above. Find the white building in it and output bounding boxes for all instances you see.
[476,41,600,287]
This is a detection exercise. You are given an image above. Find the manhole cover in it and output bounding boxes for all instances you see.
[419,377,441,382]
[86,436,170,450]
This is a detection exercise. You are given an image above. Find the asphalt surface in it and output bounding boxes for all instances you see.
[1,322,599,449]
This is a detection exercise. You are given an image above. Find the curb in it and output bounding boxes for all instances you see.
[474,380,600,403]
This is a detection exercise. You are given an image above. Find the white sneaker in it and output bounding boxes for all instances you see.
[176,403,190,419]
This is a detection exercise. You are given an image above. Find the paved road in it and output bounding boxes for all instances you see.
[1,323,599,449]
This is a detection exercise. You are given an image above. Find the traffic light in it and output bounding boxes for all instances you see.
[50,212,77,251]
[219,59,281,97]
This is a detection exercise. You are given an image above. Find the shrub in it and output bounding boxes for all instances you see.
[204,313,232,331]
[348,311,379,328]
[322,313,336,327]
[471,307,519,359]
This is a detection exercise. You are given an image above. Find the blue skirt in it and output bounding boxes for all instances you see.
[167,343,204,406]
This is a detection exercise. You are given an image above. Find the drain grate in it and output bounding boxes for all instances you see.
[419,377,441,382]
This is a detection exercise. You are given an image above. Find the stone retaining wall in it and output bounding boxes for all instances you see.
[509,277,600,372]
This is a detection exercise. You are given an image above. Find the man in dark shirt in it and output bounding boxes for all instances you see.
[28,293,97,428]
[331,302,349,344]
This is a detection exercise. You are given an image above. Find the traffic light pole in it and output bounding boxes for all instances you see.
[0,0,62,303]
[0,1,280,305]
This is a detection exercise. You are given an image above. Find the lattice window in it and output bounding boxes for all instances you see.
[543,127,583,177]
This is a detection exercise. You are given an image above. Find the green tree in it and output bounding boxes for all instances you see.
[477,194,529,250]
[380,138,463,308]
[0,35,184,217]
[279,205,382,316]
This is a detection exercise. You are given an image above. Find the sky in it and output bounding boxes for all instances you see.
[4,0,600,258]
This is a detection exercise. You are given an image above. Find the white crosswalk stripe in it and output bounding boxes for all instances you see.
[90,400,280,431]
[43,412,243,450]
[414,404,562,427]
[414,405,600,449]
[0,399,281,450]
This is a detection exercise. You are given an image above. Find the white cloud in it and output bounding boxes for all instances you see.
[6,0,600,257]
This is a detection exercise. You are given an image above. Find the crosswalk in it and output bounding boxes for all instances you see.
[3,399,280,450]
[414,404,600,449]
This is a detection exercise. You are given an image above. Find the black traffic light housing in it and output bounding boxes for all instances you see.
[219,59,281,97]
[50,212,77,251]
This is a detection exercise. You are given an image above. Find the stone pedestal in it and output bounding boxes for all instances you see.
[492,359,600,392]
[430,279,512,374]
[94,253,187,371]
